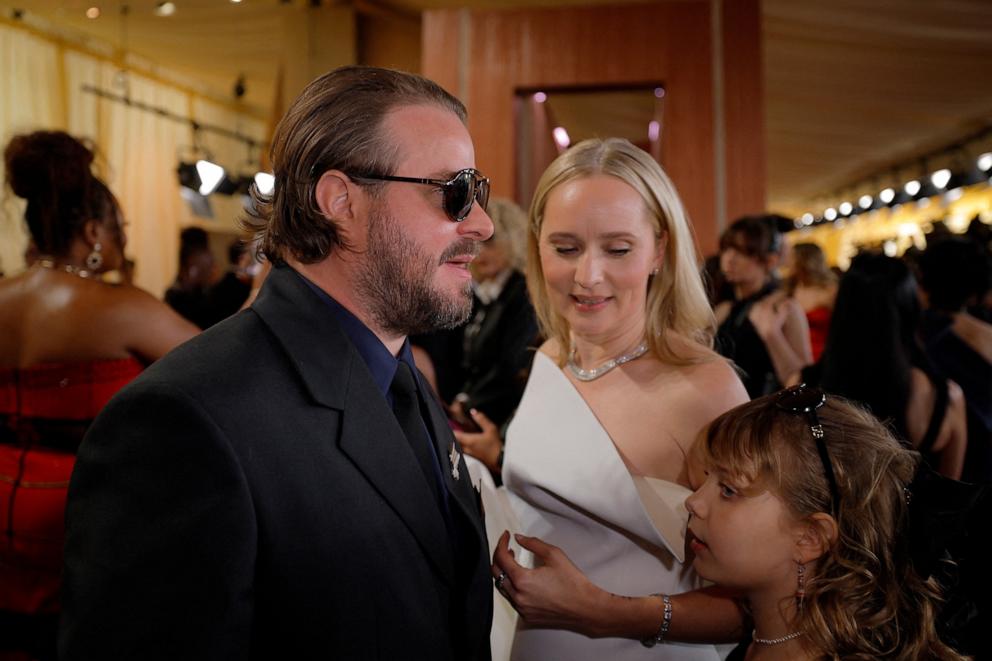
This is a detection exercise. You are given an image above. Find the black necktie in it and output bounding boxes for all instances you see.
[390,361,445,510]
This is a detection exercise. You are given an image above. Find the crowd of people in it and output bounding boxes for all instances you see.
[0,65,989,660]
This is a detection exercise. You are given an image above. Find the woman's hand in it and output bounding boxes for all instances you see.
[453,408,502,472]
[748,291,789,339]
[491,531,610,636]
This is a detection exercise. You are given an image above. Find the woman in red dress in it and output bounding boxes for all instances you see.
[0,131,198,659]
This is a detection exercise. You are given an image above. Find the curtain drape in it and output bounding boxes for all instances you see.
[0,22,265,297]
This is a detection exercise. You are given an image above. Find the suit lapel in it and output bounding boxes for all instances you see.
[421,387,488,551]
[339,377,455,586]
[253,264,455,585]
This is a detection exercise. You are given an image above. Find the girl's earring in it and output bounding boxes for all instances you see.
[796,562,806,608]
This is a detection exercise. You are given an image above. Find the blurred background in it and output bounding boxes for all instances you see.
[1,0,990,296]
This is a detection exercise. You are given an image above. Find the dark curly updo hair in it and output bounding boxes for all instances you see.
[4,130,117,258]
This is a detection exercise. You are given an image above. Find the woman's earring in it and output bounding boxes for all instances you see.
[85,242,103,271]
[796,562,806,607]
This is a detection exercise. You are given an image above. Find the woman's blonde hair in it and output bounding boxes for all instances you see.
[699,393,966,660]
[486,197,528,273]
[525,138,715,366]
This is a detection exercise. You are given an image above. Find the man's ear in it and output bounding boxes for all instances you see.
[795,512,838,564]
[314,170,359,224]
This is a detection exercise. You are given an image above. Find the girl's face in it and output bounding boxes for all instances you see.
[685,466,801,596]
[538,175,664,343]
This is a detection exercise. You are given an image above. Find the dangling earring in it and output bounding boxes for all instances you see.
[795,562,806,608]
[85,242,103,271]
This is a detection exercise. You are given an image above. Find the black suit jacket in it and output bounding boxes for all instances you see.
[60,264,493,660]
[459,270,538,428]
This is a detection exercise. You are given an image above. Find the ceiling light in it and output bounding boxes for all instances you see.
[196,159,225,195]
[552,127,570,149]
[533,92,547,103]
[230,0,243,3]
[154,2,176,17]
[904,180,921,196]
[930,169,952,190]
[879,188,895,204]
[838,202,853,216]
[978,152,992,172]
[654,88,665,99]
[824,207,837,221]
[86,7,101,18]
[858,194,873,210]
[801,213,814,226]
[254,172,275,196]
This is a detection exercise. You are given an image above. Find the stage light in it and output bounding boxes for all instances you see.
[824,207,837,221]
[838,202,853,216]
[553,127,570,149]
[904,180,921,196]
[978,152,992,172]
[879,188,895,204]
[858,194,873,210]
[254,172,275,195]
[196,159,225,195]
[177,162,200,192]
[213,174,241,196]
[801,213,814,226]
[930,169,952,190]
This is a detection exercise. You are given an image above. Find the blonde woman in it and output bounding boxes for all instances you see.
[494,138,748,659]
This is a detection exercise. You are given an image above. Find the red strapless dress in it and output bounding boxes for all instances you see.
[0,358,142,615]
[806,306,832,363]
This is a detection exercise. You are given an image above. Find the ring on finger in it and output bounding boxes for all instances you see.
[494,571,507,590]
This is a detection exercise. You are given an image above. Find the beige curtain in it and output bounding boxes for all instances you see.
[0,21,265,298]
[0,24,60,277]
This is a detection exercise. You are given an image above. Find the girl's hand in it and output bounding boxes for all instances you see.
[491,531,608,636]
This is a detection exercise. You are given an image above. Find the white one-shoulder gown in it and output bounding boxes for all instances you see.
[500,352,731,661]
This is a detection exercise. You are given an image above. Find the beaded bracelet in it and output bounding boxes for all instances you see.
[640,593,672,648]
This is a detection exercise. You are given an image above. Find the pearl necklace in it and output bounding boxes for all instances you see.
[567,341,649,381]
[752,629,803,645]
[37,257,94,279]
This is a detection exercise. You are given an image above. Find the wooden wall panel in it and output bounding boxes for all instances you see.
[723,0,767,225]
[423,0,764,255]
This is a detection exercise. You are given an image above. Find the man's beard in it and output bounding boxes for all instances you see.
[354,204,478,336]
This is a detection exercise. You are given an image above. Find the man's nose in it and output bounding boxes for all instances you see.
[458,202,494,242]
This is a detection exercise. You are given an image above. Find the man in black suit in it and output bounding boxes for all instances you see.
[60,66,495,660]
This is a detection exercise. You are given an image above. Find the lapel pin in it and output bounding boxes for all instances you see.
[449,443,461,481]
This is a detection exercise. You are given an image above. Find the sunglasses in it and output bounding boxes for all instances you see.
[775,384,841,515]
[351,168,490,222]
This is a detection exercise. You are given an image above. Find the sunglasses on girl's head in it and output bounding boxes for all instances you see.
[775,384,841,516]
[351,168,490,222]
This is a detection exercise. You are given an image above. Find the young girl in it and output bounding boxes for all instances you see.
[689,385,964,659]
[493,385,967,659]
